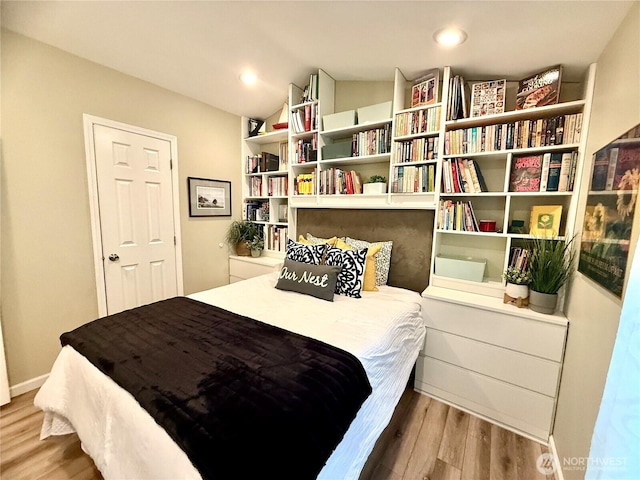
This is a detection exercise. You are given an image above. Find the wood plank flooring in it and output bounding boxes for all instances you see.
[1,388,553,480]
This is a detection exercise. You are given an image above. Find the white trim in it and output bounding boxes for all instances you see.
[548,434,564,480]
[83,115,184,317]
[10,373,49,398]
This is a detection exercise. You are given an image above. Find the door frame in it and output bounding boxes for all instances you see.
[83,114,184,317]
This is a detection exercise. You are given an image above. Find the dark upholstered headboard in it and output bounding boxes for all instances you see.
[295,209,434,293]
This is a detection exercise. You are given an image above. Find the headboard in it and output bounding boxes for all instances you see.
[296,209,434,293]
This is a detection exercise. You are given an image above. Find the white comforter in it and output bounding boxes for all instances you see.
[35,273,425,480]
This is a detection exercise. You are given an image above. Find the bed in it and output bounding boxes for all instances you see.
[34,261,425,479]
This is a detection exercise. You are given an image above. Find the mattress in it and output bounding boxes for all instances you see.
[35,272,425,479]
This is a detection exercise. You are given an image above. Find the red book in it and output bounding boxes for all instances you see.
[304,105,311,131]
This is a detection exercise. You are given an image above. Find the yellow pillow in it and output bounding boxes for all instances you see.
[335,239,381,292]
[297,235,337,246]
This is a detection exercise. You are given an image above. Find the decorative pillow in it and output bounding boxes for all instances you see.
[285,238,326,265]
[305,233,338,246]
[343,237,393,286]
[275,259,341,302]
[334,239,381,292]
[323,245,368,298]
[297,234,338,246]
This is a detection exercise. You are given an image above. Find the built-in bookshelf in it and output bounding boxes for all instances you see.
[430,64,596,299]
[241,123,289,255]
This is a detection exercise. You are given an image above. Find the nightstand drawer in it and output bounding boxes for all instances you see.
[415,356,554,441]
[425,329,560,396]
[422,297,566,361]
[228,255,282,283]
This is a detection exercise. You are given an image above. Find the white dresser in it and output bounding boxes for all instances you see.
[228,255,283,284]
[415,286,568,442]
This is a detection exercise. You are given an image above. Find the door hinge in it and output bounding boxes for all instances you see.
[174,236,177,246]
[170,159,173,170]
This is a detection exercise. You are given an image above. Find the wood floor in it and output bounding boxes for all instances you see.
[1,388,553,480]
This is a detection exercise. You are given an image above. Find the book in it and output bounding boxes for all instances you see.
[604,147,619,190]
[590,148,610,190]
[470,79,506,118]
[530,205,563,237]
[510,155,542,192]
[515,65,563,110]
[540,152,551,191]
[261,152,280,172]
[411,68,440,107]
[558,152,574,191]
[469,159,488,192]
[545,153,563,192]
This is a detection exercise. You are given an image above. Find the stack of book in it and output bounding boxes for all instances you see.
[437,199,480,232]
[509,152,578,193]
[352,125,391,157]
[394,106,442,136]
[319,168,362,195]
[294,170,316,195]
[447,75,469,120]
[392,165,435,193]
[442,158,488,194]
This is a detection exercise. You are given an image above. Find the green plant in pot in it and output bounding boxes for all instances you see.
[502,266,531,301]
[527,235,577,314]
[363,175,387,195]
[225,220,260,256]
[247,235,264,258]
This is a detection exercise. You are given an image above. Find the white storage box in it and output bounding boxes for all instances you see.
[357,101,393,125]
[323,110,356,131]
[435,254,486,282]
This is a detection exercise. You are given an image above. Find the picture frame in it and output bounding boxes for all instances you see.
[578,122,640,298]
[188,177,231,217]
[529,204,563,237]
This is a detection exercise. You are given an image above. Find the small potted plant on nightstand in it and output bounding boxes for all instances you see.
[247,235,264,258]
[225,220,260,256]
[527,235,577,314]
[363,175,387,195]
[502,266,531,307]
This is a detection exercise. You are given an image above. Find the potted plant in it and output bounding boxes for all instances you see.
[247,235,264,257]
[502,266,531,301]
[363,175,387,195]
[225,220,260,256]
[526,235,577,314]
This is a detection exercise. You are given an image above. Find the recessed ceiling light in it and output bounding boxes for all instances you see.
[433,28,468,47]
[240,71,257,85]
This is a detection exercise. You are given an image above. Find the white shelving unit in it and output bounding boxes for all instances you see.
[240,122,289,256]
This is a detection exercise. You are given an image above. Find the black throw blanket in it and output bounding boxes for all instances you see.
[60,297,372,480]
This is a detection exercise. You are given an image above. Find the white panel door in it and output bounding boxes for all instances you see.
[93,125,178,314]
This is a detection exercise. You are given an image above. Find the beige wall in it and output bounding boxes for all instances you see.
[554,4,640,479]
[1,30,241,386]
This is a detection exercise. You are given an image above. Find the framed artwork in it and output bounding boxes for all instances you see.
[411,68,440,108]
[188,177,231,217]
[579,123,640,297]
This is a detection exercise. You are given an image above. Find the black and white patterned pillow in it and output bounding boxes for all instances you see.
[343,237,393,286]
[324,245,368,298]
[286,238,326,265]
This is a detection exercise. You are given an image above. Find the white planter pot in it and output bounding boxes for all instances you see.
[363,182,387,195]
[505,282,529,299]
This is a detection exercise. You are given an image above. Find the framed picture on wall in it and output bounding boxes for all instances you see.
[578,123,640,297]
[188,177,231,217]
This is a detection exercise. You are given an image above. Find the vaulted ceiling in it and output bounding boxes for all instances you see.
[2,1,635,119]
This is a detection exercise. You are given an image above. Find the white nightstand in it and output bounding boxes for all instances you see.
[228,255,283,284]
[414,286,568,442]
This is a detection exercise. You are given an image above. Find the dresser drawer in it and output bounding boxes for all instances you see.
[228,256,282,282]
[422,297,566,361]
[415,356,554,441]
[425,329,561,396]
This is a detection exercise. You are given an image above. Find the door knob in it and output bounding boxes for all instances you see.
[108,254,120,262]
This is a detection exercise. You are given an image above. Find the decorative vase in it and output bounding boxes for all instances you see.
[250,249,262,258]
[235,241,251,257]
[505,282,529,300]
[529,290,558,315]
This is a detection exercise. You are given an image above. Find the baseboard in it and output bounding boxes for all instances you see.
[10,373,49,398]
[548,435,565,480]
